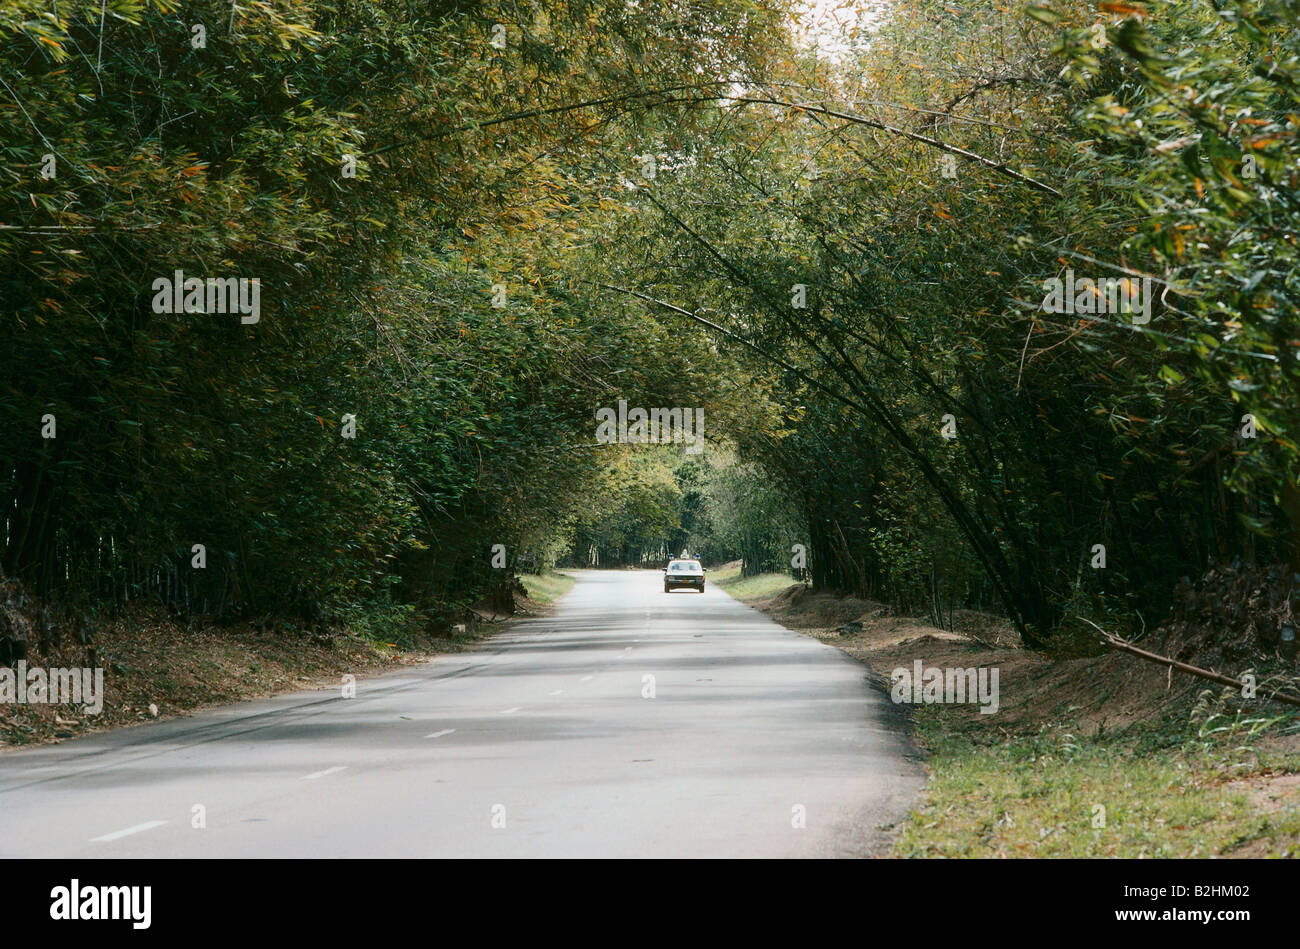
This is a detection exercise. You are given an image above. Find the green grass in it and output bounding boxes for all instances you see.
[520,570,576,605]
[709,565,800,601]
[895,704,1300,857]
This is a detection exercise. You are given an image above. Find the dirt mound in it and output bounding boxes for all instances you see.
[760,583,892,630]
[769,583,806,606]
[946,609,1019,646]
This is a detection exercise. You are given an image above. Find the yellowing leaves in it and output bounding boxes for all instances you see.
[1099,2,1147,15]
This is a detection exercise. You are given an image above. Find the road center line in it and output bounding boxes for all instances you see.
[91,820,168,842]
[301,766,349,780]
[580,675,594,681]
[548,690,564,696]
[500,706,522,714]
[424,729,455,739]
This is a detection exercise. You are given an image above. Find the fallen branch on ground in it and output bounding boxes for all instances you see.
[1077,617,1300,709]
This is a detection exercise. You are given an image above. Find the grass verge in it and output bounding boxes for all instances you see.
[520,570,576,605]
[709,561,800,600]
[898,702,1300,857]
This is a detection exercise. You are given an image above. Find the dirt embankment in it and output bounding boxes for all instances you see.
[748,571,1300,741]
[0,612,446,749]
[0,577,561,750]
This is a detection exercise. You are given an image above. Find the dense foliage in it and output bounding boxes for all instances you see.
[3,0,1295,651]
[1,0,787,629]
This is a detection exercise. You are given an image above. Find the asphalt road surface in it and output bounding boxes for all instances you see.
[0,570,924,858]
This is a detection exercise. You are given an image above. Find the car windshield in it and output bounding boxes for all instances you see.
[669,561,701,573]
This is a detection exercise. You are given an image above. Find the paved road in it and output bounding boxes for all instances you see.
[0,570,923,858]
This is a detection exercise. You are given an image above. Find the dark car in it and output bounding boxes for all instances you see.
[663,559,705,593]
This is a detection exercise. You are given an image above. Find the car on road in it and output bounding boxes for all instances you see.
[663,559,706,593]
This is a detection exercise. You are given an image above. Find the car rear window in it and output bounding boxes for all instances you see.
[669,562,702,573]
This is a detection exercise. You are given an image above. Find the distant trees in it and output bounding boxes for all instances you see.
[564,448,802,572]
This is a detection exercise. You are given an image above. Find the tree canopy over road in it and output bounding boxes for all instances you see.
[3,0,1298,651]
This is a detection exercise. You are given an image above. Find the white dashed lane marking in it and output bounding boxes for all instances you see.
[301,766,349,780]
[424,729,455,739]
[91,820,168,842]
